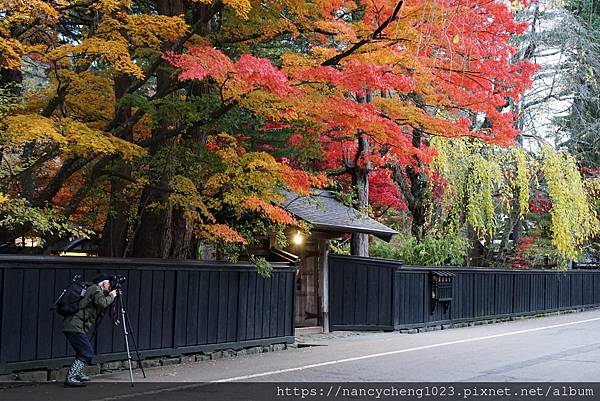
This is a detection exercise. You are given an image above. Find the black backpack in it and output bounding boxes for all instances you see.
[54,274,89,317]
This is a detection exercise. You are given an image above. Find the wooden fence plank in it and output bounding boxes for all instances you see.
[3,269,23,362]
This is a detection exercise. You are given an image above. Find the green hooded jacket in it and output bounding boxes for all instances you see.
[63,283,115,333]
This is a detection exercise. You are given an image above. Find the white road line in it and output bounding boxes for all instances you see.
[86,314,600,401]
[215,316,600,382]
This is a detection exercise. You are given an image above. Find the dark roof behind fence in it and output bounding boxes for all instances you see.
[282,190,398,241]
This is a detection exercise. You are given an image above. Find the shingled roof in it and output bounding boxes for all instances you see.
[281,190,398,241]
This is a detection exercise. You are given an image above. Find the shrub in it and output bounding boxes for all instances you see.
[369,234,468,266]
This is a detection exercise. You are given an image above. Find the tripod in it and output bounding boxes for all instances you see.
[114,289,146,386]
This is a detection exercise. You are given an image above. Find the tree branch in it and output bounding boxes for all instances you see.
[321,0,404,67]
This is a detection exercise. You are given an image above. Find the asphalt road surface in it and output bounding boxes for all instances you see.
[2,309,600,401]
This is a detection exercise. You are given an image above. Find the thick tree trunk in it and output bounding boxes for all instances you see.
[99,167,132,257]
[130,97,175,258]
[169,208,193,258]
[130,0,192,258]
[99,75,133,257]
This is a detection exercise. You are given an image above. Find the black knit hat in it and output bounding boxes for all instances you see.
[92,272,111,284]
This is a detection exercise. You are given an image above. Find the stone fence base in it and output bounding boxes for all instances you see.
[4,343,294,382]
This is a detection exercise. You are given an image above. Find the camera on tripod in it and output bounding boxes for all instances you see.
[110,275,126,291]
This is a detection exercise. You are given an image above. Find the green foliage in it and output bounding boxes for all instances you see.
[0,196,92,242]
[565,0,600,30]
[0,84,21,118]
[369,234,469,266]
[250,255,273,278]
[329,240,350,255]
[430,137,508,240]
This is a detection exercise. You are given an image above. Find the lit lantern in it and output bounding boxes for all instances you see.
[292,231,303,246]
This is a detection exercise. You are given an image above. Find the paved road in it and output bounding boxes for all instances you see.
[100,309,600,382]
[2,309,600,400]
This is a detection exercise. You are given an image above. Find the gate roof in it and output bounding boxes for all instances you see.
[282,190,397,241]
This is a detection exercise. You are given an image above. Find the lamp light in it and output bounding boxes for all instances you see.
[292,231,303,245]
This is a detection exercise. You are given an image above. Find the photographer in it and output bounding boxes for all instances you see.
[63,272,117,387]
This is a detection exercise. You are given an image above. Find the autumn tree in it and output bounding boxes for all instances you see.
[1,0,536,260]
[275,0,534,253]
[0,0,321,261]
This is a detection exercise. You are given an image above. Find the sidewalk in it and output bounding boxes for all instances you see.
[295,330,381,345]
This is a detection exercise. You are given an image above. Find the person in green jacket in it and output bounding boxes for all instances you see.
[63,272,117,387]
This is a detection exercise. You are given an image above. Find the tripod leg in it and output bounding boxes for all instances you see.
[118,294,135,387]
[124,309,146,378]
[119,291,146,378]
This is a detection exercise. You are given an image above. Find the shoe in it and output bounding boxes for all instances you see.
[64,360,87,387]
[76,372,91,382]
[64,378,86,387]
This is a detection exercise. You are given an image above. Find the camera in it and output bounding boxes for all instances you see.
[110,275,127,290]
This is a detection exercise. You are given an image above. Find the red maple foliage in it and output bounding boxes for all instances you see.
[529,194,552,213]
[511,234,539,269]
[166,0,536,218]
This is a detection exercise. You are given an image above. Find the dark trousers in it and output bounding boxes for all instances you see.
[64,331,94,364]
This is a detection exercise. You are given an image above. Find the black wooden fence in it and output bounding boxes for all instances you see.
[0,256,296,374]
[329,255,600,331]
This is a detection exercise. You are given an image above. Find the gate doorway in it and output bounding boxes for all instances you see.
[281,190,397,333]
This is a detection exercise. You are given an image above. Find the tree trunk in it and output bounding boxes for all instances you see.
[350,133,370,257]
[406,129,429,239]
[169,207,193,258]
[99,167,132,257]
[130,0,194,258]
[99,75,133,257]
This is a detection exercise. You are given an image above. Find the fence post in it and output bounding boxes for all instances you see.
[0,267,5,374]
[392,266,400,328]
[320,240,330,333]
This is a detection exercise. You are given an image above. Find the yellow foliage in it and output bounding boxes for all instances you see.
[62,71,115,125]
[513,148,530,217]
[192,0,252,19]
[0,37,23,69]
[281,53,316,74]
[90,0,132,13]
[2,114,145,160]
[125,15,188,49]
[373,97,462,136]
[238,91,290,120]
[3,114,66,146]
[431,137,506,239]
[584,178,600,198]
[60,120,146,160]
[541,146,599,260]
[169,175,215,225]
[223,0,252,19]
[203,133,308,218]
[0,0,59,23]
[47,38,143,78]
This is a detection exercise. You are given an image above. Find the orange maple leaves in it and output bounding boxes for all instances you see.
[161,0,538,245]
